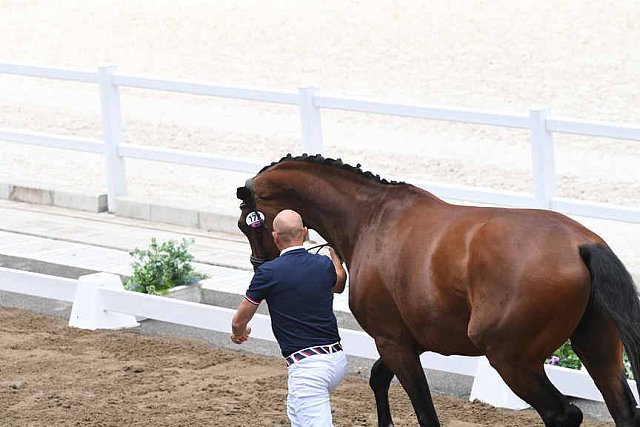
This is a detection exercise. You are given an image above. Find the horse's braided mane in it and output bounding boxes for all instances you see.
[258,153,405,186]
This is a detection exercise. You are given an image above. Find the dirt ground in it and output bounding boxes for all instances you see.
[0,3,635,426]
[0,307,611,427]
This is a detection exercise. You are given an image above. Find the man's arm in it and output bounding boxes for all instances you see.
[231,298,259,344]
[329,248,347,294]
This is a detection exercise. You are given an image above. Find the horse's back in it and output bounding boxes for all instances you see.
[375,199,602,355]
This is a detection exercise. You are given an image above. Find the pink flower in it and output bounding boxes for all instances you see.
[547,356,560,365]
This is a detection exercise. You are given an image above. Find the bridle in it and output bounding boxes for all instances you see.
[238,179,331,270]
[240,200,273,269]
[306,243,330,254]
[238,179,273,270]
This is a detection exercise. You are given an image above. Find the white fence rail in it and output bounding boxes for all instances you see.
[1,266,638,411]
[0,268,77,302]
[1,62,639,222]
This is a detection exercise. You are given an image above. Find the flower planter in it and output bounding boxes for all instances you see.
[135,282,203,322]
[164,283,203,303]
[472,356,638,408]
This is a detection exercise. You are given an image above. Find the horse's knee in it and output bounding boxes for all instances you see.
[369,358,394,392]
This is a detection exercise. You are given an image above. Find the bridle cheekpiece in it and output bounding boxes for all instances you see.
[237,180,271,269]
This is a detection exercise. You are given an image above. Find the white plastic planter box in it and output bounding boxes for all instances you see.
[470,356,639,409]
[135,283,203,322]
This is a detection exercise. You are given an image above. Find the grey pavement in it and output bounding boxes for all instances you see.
[0,199,620,423]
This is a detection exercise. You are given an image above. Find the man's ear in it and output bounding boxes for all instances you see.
[303,227,308,240]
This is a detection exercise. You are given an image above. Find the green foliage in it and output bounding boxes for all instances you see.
[546,341,582,370]
[546,340,634,380]
[124,238,208,295]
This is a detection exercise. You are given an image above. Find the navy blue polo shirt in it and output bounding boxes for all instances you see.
[244,247,340,357]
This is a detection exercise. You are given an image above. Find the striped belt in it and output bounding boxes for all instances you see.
[285,342,343,367]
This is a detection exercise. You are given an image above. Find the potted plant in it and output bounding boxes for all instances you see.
[124,238,208,303]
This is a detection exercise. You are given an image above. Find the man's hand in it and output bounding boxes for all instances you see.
[231,326,252,344]
[329,247,347,293]
[328,247,342,262]
[231,299,259,344]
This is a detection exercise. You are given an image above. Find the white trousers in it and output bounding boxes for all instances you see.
[286,350,348,427]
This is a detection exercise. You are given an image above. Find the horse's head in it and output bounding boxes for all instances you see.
[236,153,395,267]
[236,179,280,271]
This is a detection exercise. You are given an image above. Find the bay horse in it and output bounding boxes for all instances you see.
[235,154,640,427]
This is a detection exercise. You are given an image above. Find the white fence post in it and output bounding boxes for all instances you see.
[98,65,127,212]
[530,107,555,209]
[299,85,324,255]
[69,272,139,330]
[299,86,323,155]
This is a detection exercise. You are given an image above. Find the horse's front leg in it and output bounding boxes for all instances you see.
[376,338,440,427]
[369,358,395,426]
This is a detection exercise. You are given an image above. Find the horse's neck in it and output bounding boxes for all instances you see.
[260,165,441,263]
[303,185,444,267]
[288,178,395,264]
[302,204,366,264]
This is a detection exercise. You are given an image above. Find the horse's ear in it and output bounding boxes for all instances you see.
[236,186,251,201]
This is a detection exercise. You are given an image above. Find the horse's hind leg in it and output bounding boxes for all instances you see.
[571,304,640,426]
[376,338,440,427]
[489,355,582,426]
[369,358,395,427]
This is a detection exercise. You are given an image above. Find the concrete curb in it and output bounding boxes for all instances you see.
[0,182,107,213]
[0,255,111,281]
[0,182,238,233]
[116,196,238,234]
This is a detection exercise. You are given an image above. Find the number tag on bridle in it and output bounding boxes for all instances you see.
[246,211,266,228]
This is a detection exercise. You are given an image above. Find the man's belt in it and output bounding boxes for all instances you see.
[285,342,343,367]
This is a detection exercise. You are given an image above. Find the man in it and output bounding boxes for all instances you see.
[231,209,348,427]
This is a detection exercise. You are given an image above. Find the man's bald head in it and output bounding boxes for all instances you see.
[273,209,306,246]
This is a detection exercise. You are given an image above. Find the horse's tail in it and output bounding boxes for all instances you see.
[579,243,640,396]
